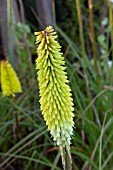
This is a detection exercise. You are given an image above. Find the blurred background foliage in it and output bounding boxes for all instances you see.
[1,0,113,170]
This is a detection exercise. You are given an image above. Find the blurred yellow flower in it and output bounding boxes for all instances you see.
[0,60,22,97]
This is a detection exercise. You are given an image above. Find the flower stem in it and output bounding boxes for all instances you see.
[88,0,100,86]
[75,0,86,66]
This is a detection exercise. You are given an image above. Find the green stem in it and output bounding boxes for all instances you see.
[75,0,94,144]
[75,0,86,66]
[99,111,109,170]
[52,0,56,26]
[75,0,92,105]
[108,0,113,112]
[7,0,14,64]
[108,0,113,60]
[88,0,100,86]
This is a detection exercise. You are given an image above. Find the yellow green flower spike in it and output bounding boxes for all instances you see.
[0,60,22,97]
[35,26,74,169]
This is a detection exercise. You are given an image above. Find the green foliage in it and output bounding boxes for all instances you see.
[1,0,113,170]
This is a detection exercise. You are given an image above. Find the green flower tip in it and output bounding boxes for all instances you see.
[35,26,74,169]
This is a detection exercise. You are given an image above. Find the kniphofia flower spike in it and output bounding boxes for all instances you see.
[35,26,74,170]
[0,60,22,97]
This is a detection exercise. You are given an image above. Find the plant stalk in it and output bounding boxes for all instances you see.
[108,0,113,112]
[75,0,94,144]
[88,0,100,86]
[108,0,113,60]
[75,0,87,66]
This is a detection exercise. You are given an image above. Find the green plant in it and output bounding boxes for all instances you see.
[1,1,113,170]
[35,26,74,170]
